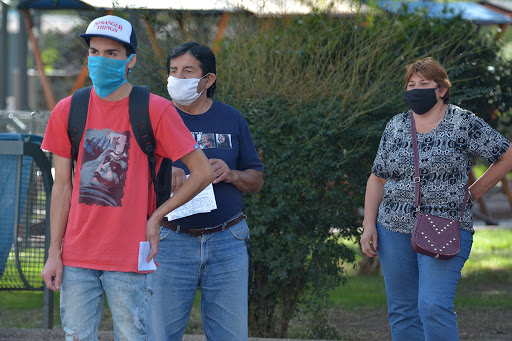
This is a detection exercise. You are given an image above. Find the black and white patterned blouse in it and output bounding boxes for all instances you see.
[372,104,510,234]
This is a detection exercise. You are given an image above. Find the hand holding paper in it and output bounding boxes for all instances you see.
[138,241,157,271]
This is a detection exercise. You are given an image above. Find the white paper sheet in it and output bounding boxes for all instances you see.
[138,241,157,271]
[165,179,217,221]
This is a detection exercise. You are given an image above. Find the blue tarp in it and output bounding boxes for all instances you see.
[379,1,512,24]
[0,134,42,278]
[17,0,93,10]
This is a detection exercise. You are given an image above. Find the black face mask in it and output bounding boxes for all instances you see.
[404,87,439,115]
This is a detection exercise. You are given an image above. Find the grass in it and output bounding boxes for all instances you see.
[328,274,387,309]
[0,291,55,328]
[455,229,512,309]
[322,229,512,340]
[0,229,511,337]
[463,229,512,276]
[0,290,45,310]
[0,286,201,332]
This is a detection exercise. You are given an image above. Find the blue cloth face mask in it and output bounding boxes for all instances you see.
[88,54,134,98]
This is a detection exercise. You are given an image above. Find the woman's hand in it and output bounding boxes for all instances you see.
[360,223,378,258]
[360,174,385,258]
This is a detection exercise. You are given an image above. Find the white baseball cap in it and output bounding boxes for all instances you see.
[80,15,137,53]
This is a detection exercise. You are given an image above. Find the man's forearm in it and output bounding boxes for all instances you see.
[229,169,263,193]
[48,182,72,256]
[151,169,212,223]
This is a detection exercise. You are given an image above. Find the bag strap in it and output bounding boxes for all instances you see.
[410,113,469,221]
[128,85,157,192]
[68,86,92,162]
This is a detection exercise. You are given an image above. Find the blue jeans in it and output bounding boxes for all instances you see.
[60,266,151,341]
[377,223,473,341]
[148,217,249,341]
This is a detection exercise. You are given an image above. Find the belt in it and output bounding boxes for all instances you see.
[160,214,245,237]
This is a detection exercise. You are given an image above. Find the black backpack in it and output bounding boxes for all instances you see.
[67,85,172,207]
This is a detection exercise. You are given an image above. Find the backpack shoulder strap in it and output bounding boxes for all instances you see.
[68,86,92,161]
[156,158,173,208]
[128,85,157,188]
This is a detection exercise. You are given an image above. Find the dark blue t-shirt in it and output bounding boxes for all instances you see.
[171,100,264,228]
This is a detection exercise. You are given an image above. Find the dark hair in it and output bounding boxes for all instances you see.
[83,39,134,57]
[167,42,216,97]
[405,57,451,104]
[218,133,231,147]
[123,44,134,57]
[202,134,215,145]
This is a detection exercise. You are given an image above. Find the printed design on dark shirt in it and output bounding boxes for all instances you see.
[79,129,131,207]
[192,132,232,150]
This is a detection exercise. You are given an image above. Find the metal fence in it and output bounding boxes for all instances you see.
[0,110,51,136]
[0,112,54,327]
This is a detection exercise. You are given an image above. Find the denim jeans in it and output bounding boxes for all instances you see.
[377,223,473,341]
[60,266,151,341]
[148,217,249,341]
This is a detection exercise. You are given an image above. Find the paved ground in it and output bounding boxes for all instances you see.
[473,188,512,227]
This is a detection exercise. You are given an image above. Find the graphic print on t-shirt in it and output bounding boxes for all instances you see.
[79,129,131,207]
[192,132,232,150]
[216,133,232,149]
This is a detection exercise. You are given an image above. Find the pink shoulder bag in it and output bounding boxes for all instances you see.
[410,113,469,260]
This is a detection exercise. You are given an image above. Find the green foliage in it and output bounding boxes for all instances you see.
[39,24,89,72]
[41,48,58,72]
[126,10,228,95]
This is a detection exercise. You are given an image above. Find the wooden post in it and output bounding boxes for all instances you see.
[71,60,88,94]
[213,13,230,54]
[176,15,190,42]
[143,18,163,61]
[16,10,28,110]
[21,9,56,110]
[0,1,8,109]
[499,24,507,36]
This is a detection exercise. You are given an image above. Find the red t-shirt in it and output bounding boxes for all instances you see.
[42,88,198,272]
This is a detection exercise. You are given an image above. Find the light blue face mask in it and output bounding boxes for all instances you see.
[88,54,134,98]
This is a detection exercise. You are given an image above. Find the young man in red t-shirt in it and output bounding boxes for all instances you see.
[40,15,213,340]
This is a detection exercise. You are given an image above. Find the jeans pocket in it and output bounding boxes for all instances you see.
[458,229,473,260]
[228,220,250,240]
[159,226,172,241]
